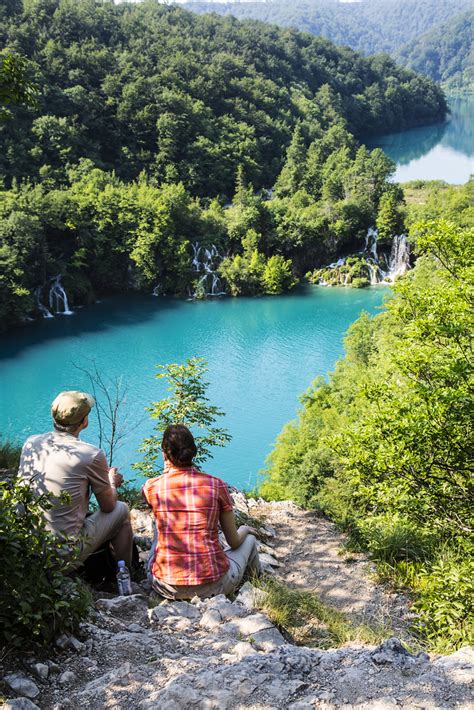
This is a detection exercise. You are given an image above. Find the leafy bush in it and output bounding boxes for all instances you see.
[411,551,473,651]
[0,479,91,651]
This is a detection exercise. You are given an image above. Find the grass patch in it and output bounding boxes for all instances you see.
[252,575,391,649]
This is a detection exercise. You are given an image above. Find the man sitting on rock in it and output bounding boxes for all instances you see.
[18,390,133,568]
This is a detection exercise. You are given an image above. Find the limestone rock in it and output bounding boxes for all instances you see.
[30,663,49,680]
[58,671,75,685]
[130,509,154,535]
[433,646,474,684]
[3,675,39,700]
[259,552,281,567]
[96,594,146,614]
[149,601,200,624]
[232,641,258,659]
[235,581,268,610]
[1,699,41,710]
[371,638,428,669]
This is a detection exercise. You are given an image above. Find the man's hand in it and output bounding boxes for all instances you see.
[108,467,123,489]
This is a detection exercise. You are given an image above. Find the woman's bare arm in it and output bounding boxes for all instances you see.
[220,509,257,549]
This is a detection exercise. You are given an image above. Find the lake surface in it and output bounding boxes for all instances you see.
[367,96,474,184]
[0,287,387,489]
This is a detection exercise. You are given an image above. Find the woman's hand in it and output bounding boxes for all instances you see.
[238,524,259,538]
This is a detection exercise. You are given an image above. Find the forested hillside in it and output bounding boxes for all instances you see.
[0,0,446,192]
[184,0,471,61]
[397,11,474,92]
[260,179,474,651]
[0,0,447,330]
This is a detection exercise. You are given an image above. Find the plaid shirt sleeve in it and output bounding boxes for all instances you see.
[218,480,234,512]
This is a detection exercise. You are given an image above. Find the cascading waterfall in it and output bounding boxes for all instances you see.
[312,228,410,287]
[387,234,410,281]
[35,275,73,318]
[34,287,53,319]
[190,242,226,297]
[48,275,73,315]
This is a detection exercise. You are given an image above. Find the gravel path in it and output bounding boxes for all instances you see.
[250,500,414,640]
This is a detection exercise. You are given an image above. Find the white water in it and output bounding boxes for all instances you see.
[322,229,411,286]
[191,243,226,297]
[35,275,73,318]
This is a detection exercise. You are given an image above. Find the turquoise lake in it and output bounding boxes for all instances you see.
[367,96,474,184]
[0,287,387,489]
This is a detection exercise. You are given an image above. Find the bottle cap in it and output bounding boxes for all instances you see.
[118,560,125,568]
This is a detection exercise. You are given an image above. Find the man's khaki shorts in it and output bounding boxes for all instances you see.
[78,501,129,562]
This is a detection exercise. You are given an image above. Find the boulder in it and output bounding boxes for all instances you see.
[235,581,268,610]
[149,601,200,624]
[1,700,40,710]
[96,594,146,613]
[2,675,39,700]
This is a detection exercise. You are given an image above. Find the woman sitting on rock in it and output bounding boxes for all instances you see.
[142,424,261,599]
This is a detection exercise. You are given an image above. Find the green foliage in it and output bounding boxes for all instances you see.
[261,216,473,650]
[0,479,91,650]
[137,357,231,477]
[0,440,21,470]
[397,11,474,91]
[0,0,445,192]
[187,0,470,83]
[0,52,38,119]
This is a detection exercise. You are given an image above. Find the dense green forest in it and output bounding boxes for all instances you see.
[0,0,447,330]
[397,11,474,92]
[185,0,473,89]
[0,0,446,190]
[260,179,474,651]
[184,0,470,57]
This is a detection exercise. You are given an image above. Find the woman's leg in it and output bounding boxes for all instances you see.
[221,534,261,595]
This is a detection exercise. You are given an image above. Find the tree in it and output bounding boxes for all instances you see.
[262,255,297,294]
[136,357,231,477]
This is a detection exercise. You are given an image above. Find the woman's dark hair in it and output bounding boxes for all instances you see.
[161,424,197,467]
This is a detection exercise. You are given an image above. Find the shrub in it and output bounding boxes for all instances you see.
[411,551,474,652]
[0,479,91,651]
[351,276,370,288]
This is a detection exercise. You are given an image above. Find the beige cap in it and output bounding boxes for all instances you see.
[51,391,95,426]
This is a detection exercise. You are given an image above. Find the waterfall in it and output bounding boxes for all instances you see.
[387,234,410,282]
[152,284,160,297]
[312,228,410,287]
[190,242,226,297]
[34,287,53,319]
[48,275,73,315]
[366,227,378,261]
[34,276,73,318]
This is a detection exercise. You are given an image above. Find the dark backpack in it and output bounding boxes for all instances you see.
[79,540,142,587]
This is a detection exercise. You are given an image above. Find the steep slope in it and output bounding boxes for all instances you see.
[1,498,473,709]
[0,0,446,194]
[397,11,474,91]
[183,0,472,58]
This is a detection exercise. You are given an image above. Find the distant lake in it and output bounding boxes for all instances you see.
[0,287,387,490]
[367,96,474,184]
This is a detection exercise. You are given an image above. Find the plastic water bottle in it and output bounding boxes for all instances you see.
[116,560,132,596]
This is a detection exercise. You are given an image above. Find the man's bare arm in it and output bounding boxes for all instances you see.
[95,467,123,513]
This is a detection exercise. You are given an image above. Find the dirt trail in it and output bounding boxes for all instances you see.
[251,501,414,640]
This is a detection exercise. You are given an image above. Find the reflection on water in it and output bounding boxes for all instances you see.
[366,96,474,184]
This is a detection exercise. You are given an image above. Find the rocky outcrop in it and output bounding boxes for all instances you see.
[1,497,472,709]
